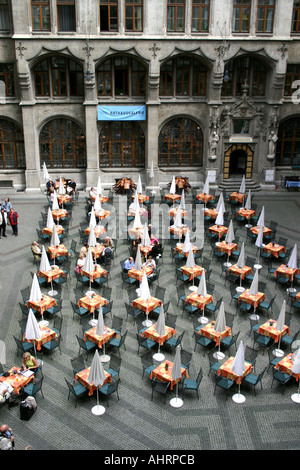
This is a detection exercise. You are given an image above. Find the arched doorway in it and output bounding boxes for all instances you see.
[223,144,253,179]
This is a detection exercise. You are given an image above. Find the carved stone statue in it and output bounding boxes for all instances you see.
[209,131,219,162]
[267,130,278,160]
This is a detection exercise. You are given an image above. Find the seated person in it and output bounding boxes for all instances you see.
[101,245,113,261]
[0,379,18,407]
[89,187,96,198]
[123,257,134,272]
[151,240,162,258]
[31,241,42,261]
[21,352,39,372]
[150,233,159,245]
[79,242,88,258]
[143,255,156,273]
[66,178,76,195]
[104,236,114,251]
[76,254,85,273]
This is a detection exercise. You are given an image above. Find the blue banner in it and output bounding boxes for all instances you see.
[97,105,146,121]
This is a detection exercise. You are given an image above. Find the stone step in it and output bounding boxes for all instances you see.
[218,178,261,192]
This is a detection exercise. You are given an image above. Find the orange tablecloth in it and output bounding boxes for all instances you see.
[204,208,218,219]
[142,323,176,346]
[27,295,57,315]
[198,321,231,347]
[169,225,190,238]
[128,227,144,239]
[139,244,153,257]
[274,264,299,281]
[90,195,109,204]
[180,265,204,281]
[85,226,107,238]
[209,225,228,238]
[38,266,65,283]
[57,194,73,205]
[24,325,58,351]
[84,326,117,349]
[296,292,300,301]
[78,294,108,313]
[42,225,64,236]
[262,243,285,258]
[196,193,214,203]
[251,226,271,236]
[238,289,265,307]
[185,293,213,310]
[229,192,245,204]
[236,208,256,220]
[258,319,290,343]
[128,266,153,281]
[94,209,111,220]
[169,208,189,219]
[81,265,107,282]
[132,296,161,314]
[47,244,70,260]
[215,241,238,255]
[150,360,188,390]
[175,243,199,256]
[51,209,68,221]
[75,367,112,396]
[131,194,149,204]
[276,353,300,381]
[218,357,252,384]
[228,264,252,280]
[0,367,35,394]
[164,194,181,203]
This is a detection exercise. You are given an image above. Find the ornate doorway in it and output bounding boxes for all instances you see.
[223,143,253,179]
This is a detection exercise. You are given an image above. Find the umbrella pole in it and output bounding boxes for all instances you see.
[170,382,183,408]
[92,387,105,415]
[199,303,208,324]
[153,337,165,362]
[274,332,284,358]
[291,379,300,403]
[232,379,246,404]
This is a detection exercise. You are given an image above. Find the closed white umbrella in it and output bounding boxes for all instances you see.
[39,246,51,273]
[170,346,183,408]
[236,242,245,290]
[244,189,251,210]
[179,189,186,210]
[257,206,265,229]
[186,248,195,269]
[239,175,246,195]
[216,192,225,213]
[173,205,182,230]
[203,176,209,195]
[50,224,60,248]
[134,245,143,271]
[46,207,54,230]
[29,273,42,302]
[52,190,59,211]
[153,304,166,362]
[274,300,286,358]
[170,176,176,195]
[291,347,300,403]
[93,193,102,212]
[83,247,95,298]
[133,208,142,229]
[137,271,152,327]
[215,204,224,227]
[255,226,264,269]
[96,306,110,363]
[89,206,97,229]
[214,301,226,360]
[224,219,235,267]
[43,162,49,181]
[287,244,298,292]
[249,268,260,321]
[182,230,191,253]
[141,223,151,247]
[231,340,246,403]
[88,227,97,249]
[137,174,143,194]
[88,350,107,415]
[132,191,140,212]
[25,309,42,357]
[58,177,65,195]
[197,271,208,324]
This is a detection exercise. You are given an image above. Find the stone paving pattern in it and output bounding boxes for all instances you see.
[0,188,299,451]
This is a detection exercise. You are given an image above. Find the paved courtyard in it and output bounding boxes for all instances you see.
[0,186,299,452]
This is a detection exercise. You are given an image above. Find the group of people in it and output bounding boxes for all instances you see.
[0,197,19,237]
[77,236,115,273]
[46,178,77,197]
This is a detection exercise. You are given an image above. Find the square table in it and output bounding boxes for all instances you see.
[229,192,246,204]
[204,208,218,219]
[274,264,299,281]
[227,264,252,280]
[139,244,153,257]
[81,265,107,282]
[185,292,213,310]
[164,194,181,203]
[85,226,106,238]
[78,294,108,314]
[38,266,65,283]
[251,226,272,236]
[215,241,238,256]
[47,244,70,260]
[238,289,265,308]
[175,243,199,257]
[262,243,285,258]
[51,208,69,222]
[75,367,112,396]
[42,225,64,236]
[209,225,228,239]
[94,209,111,220]
[236,208,256,220]
[150,360,188,390]
[258,319,290,343]
[132,193,149,204]
[90,194,109,204]
[0,367,35,394]
[275,353,300,381]
[218,357,253,384]
[24,325,58,351]
[180,265,204,281]
[198,321,231,347]
[132,296,161,314]
[169,208,189,220]
[128,226,144,240]
[169,225,190,239]
[57,194,73,205]
[128,266,153,282]
[196,193,214,203]
[27,294,57,315]
[141,323,176,346]
[84,326,117,349]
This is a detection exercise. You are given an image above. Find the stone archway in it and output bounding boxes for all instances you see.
[223,143,254,179]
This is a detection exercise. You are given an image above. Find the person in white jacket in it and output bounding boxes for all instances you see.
[0,208,7,237]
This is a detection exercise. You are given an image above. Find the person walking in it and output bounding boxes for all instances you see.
[0,208,7,237]
[7,208,19,236]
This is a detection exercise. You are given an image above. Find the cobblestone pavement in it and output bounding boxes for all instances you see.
[0,188,299,452]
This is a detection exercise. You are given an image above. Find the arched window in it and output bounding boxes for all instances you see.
[99,121,145,168]
[275,118,300,166]
[222,56,267,97]
[40,118,86,168]
[0,119,25,169]
[34,56,84,98]
[97,57,146,97]
[158,117,203,167]
[160,57,207,97]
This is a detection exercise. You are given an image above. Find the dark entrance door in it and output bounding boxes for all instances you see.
[229,149,247,176]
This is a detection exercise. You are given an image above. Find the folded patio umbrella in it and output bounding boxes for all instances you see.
[239,175,246,194]
[236,242,245,269]
[96,306,105,337]
[137,175,143,194]
[179,189,186,210]
[25,309,42,357]
[255,225,264,249]
[231,340,246,403]
[276,300,286,333]
[131,191,140,212]
[46,207,54,230]
[197,270,207,297]
[141,223,151,247]
[292,347,300,402]
[88,225,97,248]
[93,193,102,213]
[170,176,176,195]
[88,350,107,415]
[182,230,192,253]
[186,248,195,269]
[287,244,298,270]
[29,273,43,302]
[51,190,59,211]
[173,206,182,228]
[83,247,95,273]
[215,204,224,226]
[50,224,60,247]
[249,268,259,296]
[170,346,183,408]
[137,270,151,301]
[216,192,225,213]
[89,206,97,229]
[244,189,251,210]
[134,245,143,271]
[43,162,49,181]
[225,220,235,244]
[58,177,65,195]
[257,206,265,228]
[214,301,226,333]
[155,304,166,338]
[39,246,51,272]
[133,208,142,229]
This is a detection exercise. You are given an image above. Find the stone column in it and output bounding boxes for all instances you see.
[146,58,160,189]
